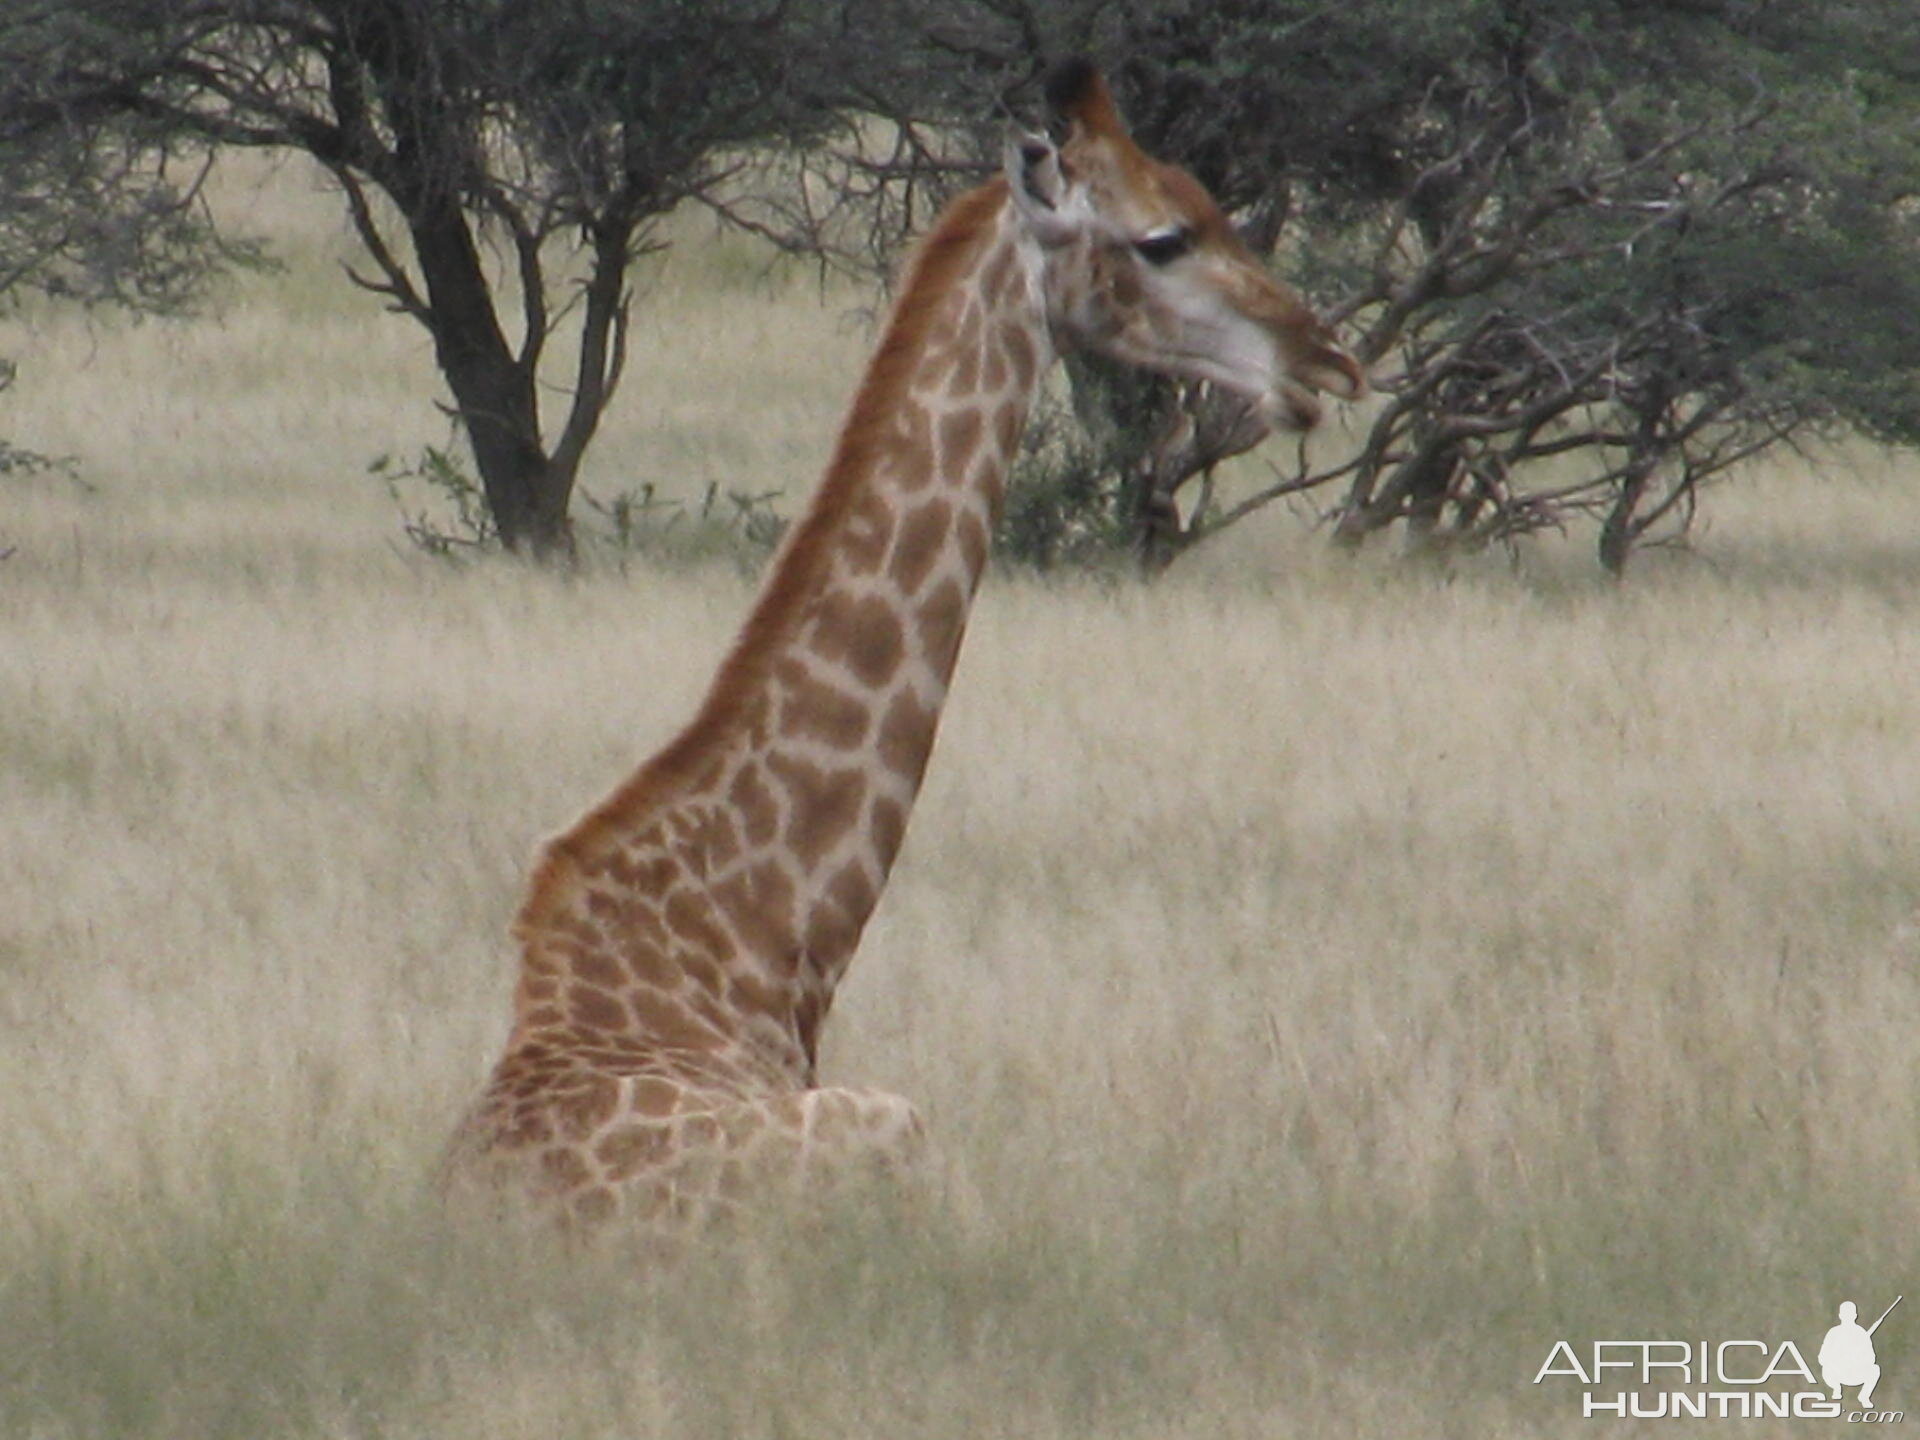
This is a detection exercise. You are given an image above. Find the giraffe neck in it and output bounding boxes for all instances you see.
[515,180,1052,1085]
[724,180,1052,1024]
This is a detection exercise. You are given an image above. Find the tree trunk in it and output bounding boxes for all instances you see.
[404,196,574,559]
[1131,386,1269,575]
[1402,444,1462,555]
[1336,436,1460,551]
[1598,464,1652,577]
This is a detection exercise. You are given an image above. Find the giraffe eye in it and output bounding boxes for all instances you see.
[1133,228,1191,266]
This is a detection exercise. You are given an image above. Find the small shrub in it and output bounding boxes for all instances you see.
[996,372,1155,573]
[372,444,786,571]
[371,445,496,558]
[578,479,787,571]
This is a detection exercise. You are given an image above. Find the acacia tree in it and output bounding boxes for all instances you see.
[1275,1,1920,573]
[1182,1,1920,573]
[27,0,931,558]
[0,11,246,486]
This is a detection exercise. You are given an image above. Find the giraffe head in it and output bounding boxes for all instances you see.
[1008,58,1365,430]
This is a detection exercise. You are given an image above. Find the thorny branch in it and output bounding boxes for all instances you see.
[1136,72,1824,575]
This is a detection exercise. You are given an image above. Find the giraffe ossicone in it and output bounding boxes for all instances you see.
[442,60,1364,1237]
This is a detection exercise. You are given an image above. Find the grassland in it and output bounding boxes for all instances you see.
[2,155,1918,1438]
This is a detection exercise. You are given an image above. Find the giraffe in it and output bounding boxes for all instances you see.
[443,59,1364,1235]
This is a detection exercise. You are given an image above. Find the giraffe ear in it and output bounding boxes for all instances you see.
[1008,132,1064,207]
[1005,132,1077,243]
[1043,57,1125,143]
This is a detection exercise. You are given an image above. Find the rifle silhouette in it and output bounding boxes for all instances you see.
[1869,1296,1903,1337]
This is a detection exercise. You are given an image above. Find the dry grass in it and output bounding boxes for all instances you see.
[2,155,1918,1438]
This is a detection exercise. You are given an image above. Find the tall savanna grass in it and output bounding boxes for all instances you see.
[2,155,1916,1438]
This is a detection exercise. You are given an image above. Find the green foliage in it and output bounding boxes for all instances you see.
[11,0,1920,573]
[2,0,959,558]
[936,0,1920,571]
[996,392,1133,572]
[0,6,267,500]
[579,480,789,571]
[995,357,1186,572]
[0,360,79,549]
[372,443,786,570]
[370,446,498,558]
[0,2,268,312]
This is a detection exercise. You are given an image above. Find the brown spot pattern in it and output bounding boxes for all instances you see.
[809,591,905,688]
[729,763,780,846]
[877,689,940,784]
[793,987,827,1071]
[597,1123,671,1179]
[1004,328,1038,391]
[569,982,627,1033]
[724,968,785,1021]
[982,344,1010,394]
[775,660,871,750]
[663,889,733,965]
[629,1078,681,1116]
[839,490,896,574]
[803,901,863,975]
[890,404,935,489]
[557,1073,621,1137]
[916,578,970,680]
[768,753,868,870]
[711,860,798,964]
[870,795,907,871]
[889,500,952,595]
[949,344,980,396]
[541,1146,593,1189]
[993,402,1023,458]
[574,948,624,990]
[631,987,717,1048]
[677,807,741,877]
[956,510,989,581]
[938,409,984,478]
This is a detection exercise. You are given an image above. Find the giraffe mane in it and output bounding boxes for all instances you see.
[514,178,1013,948]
